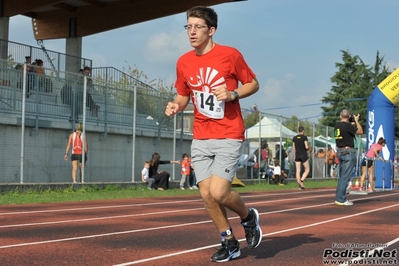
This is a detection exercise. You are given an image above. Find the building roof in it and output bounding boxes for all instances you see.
[4,0,243,40]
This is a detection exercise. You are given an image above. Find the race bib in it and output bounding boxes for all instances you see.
[194,91,225,119]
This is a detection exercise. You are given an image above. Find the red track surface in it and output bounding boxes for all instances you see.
[1,189,399,266]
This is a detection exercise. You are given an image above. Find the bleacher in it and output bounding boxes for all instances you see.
[0,39,174,132]
[0,67,171,132]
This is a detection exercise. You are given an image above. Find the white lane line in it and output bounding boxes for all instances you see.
[0,193,396,250]
[0,189,333,216]
[113,202,399,265]
[0,193,335,228]
[0,199,203,216]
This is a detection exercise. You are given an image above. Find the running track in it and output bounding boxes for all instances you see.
[1,189,398,266]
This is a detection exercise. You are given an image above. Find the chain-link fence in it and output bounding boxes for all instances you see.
[0,61,193,184]
[240,109,399,189]
[0,57,398,185]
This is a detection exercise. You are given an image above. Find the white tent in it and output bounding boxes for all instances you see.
[245,116,297,139]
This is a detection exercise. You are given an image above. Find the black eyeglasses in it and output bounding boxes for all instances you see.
[183,24,208,31]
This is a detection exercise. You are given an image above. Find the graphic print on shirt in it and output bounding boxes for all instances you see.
[188,67,226,119]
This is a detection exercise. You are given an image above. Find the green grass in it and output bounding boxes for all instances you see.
[0,180,338,205]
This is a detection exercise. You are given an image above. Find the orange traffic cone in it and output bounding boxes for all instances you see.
[353,179,360,190]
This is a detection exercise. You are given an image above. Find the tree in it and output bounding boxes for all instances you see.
[243,110,261,129]
[319,51,394,136]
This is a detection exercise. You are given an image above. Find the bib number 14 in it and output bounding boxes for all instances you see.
[194,91,225,119]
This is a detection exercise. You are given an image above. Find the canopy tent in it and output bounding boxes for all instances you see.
[245,116,297,139]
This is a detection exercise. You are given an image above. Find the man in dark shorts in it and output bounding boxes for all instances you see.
[292,126,310,189]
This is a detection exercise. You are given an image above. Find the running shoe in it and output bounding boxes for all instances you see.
[241,208,262,249]
[298,180,305,190]
[211,238,240,262]
[334,200,354,206]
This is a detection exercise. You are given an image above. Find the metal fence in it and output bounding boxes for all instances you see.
[0,60,194,184]
[0,56,398,185]
[0,39,92,78]
[240,109,399,189]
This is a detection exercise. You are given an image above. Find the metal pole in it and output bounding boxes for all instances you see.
[20,64,27,183]
[258,109,261,184]
[279,116,283,163]
[382,159,385,191]
[172,114,177,181]
[131,84,137,182]
[81,75,87,183]
[312,122,315,178]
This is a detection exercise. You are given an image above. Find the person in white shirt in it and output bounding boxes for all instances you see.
[141,161,155,190]
[270,159,287,185]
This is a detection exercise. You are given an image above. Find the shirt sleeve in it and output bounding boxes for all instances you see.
[175,59,192,97]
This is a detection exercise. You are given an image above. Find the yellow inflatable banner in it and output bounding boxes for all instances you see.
[378,67,399,105]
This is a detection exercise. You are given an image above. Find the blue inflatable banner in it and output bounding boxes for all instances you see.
[366,68,398,188]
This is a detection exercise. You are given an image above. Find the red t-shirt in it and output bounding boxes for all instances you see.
[175,44,256,140]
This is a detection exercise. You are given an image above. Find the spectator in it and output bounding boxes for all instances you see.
[63,67,100,121]
[148,152,179,190]
[25,56,35,96]
[141,161,155,190]
[326,146,335,177]
[334,109,363,206]
[64,122,88,183]
[246,153,258,179]
[286,146,295,178]
[179,153,191,190]
[293,126,310,189]
[14,64,23,89]
[359,137,386,192]
[81,67,100,117]
[188,156,199,189]
[260,143,269,178]
[270,159,286,185]
[275,144,287,178]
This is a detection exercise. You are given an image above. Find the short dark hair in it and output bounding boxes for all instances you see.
[187,6,218,29]
[298,126,305,132]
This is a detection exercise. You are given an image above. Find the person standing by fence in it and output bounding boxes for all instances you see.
[64,123,88,183]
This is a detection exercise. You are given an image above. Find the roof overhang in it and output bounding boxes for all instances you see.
[2,0,245,40]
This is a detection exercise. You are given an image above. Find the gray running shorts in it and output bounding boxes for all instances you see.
[191,139,242,183]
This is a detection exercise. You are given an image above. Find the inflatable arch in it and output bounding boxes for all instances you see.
[367,68,399,188]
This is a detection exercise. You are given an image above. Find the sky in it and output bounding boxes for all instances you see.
[8,0,399,122]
